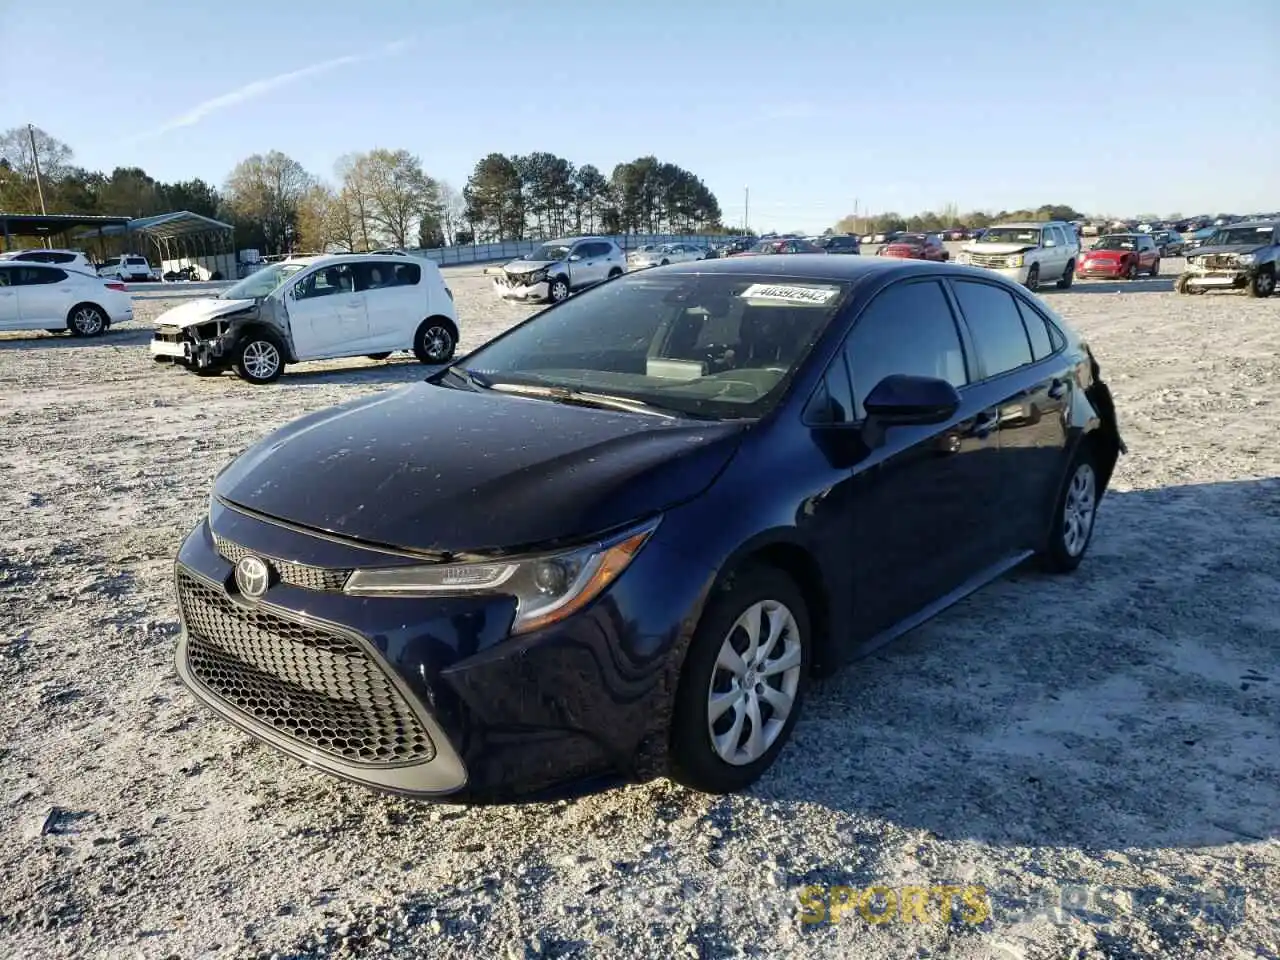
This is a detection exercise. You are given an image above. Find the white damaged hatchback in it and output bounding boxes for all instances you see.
[149,254,459,384]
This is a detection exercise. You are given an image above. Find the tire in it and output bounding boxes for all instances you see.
[548,276,570,303]
[668,565,811,794]
[1024,264,1040,290]
[67,304,107,337]
[232,332,285,385]
[1175,273,1192,295]
[1040,442,1100,574]
[660,259,670,266]
[1149,258,1160,277]
[412,319,457,364]
[1247,269,1275,298]
[1125,260,1139,280]
[607,267,623,280]
[366,352,392,361]
[1056,261,1075,289]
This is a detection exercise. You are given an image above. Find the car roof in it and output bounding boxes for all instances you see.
[282,253,429,267]
[657,253,963,283]
[1223,219,1279,230]
[992,221,1051,229]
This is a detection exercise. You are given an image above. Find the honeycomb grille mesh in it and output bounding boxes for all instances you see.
[213,533,352,592]
[177,572,436,766]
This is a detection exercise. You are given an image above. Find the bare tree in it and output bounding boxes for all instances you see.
[0,125,74,212]
[437,181,466,246]
[334,153,377,250]
[224,151,314,253]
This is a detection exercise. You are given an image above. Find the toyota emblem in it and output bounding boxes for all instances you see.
[235,555,271,599]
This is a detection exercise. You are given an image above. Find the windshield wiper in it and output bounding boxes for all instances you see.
[489,382,677,419]
[441,366,493,391]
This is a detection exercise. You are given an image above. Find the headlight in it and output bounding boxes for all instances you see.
[1237,253,1255,265]
[531,268,549,283]
[1007,254,1025,268]
[343,518,660,635]
[956,252,971,264]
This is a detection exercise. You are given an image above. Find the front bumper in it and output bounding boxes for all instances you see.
[1183,272,1247,288]
[171,501,713,800]
[150,325,231,368]
[1076,261,1127,278]
[973,264,1031,283]
[493,278,550,301]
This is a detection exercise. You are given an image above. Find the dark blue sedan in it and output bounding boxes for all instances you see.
[172,255,1124,800]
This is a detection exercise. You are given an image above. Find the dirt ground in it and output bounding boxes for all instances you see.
[1,259,1278,960]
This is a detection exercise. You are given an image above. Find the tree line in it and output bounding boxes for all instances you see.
[831,203,1087,236]
[0,126,725,256]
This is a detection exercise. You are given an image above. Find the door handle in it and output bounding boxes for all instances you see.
[1047,379,1067,400]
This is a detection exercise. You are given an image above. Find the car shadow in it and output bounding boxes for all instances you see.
[0,327,154,350]
[739,476,1280,851]
[1048,277,1176,294]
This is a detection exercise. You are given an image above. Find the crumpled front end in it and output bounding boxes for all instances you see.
[493,266,551,301]
[1182,252,1252,289]
[150,302,285,370]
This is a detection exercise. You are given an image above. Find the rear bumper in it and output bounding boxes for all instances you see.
[170,502,713,800]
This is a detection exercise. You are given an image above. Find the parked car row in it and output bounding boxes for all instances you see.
[0,258,134,335]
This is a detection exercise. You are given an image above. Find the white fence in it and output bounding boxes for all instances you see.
[407,233,741,267]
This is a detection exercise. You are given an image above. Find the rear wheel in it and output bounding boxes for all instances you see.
[412,319,456,364]
[1149,258,1161,277]
[1056,261,1075,289]
[232,332,285,385]
[668,565,810,794]
[67,304,107,337]
[1040,443,1099,573]
[607,267,623,280]
[1125,260,1139,280]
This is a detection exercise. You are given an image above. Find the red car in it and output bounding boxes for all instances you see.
[1076,233,1161,280]
[729,238,826,257]
[876,233,949,261]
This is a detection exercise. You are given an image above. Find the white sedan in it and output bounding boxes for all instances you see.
[628,243,707,269]
[0,262,132,336]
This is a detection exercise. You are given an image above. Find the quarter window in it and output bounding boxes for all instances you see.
[1014,298,1053,361]
[844,279,968,419]
[950,279,1034,377]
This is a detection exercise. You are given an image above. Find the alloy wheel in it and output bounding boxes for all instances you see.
[1062,463,1097,558]
[706,599,803,766]
[71,306,104,336]
[241,341,280,380]
[422,325,453,361]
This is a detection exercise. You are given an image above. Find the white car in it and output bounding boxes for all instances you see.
[628,243,707,269]
[0,260,133,336]
[98,254,158,282]
[149,253,458,385]
[0,248,100,276]
[493,237,626,303]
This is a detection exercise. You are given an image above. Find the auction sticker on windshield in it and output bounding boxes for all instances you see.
[739,283,840,305]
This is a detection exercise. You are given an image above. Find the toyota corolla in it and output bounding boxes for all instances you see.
[172,256,1123,801]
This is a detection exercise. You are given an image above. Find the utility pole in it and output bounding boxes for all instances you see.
[853,198,859,235]
[28,124,47,217]
[744,186,749,234]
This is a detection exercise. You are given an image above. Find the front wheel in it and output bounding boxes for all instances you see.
[1024,264,1040,290]
[548,276,570,303]
[232,333,285,385]
[668,565,810,794]
[1247,270,1276,298]
[412,319,456,364]
[1040,443,1099,573]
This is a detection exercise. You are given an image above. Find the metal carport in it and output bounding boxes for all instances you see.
[0,213,131,252]
[83,210,236,280]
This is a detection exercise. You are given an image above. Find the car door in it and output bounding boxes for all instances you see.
[947,277,1071,552]
[14,266,72,326]
[359,259,422,351]
[284,263,367,359]
[0,266,19,329]
[839,277,1005,646]
[567,242,604,288]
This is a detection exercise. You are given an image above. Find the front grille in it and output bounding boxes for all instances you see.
[213,533,351,592]
[967,252,1011,268]
[1202,255,1239,270]
[178,571,436,766]
[154,326,183,344]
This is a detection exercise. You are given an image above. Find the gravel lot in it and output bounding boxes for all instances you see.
[2,257,1279,960]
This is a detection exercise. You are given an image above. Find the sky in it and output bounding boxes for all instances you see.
[2,0,1277,235]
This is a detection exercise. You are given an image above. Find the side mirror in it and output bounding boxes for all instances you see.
[568,254,582,262]
[1044,238,1057,247]
[863,374,961,426]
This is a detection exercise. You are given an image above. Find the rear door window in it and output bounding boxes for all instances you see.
[16,266,66,285]
[949,279,1034,378]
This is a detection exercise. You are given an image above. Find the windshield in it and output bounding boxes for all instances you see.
[978,227,1041,245]
[220,261,307,300]
[1208,226,1274,246]
[1093,236,1139,251]
[748,241,783,253]
[454,273,849,420]
[526,244,572,262]
[891,234,927,245]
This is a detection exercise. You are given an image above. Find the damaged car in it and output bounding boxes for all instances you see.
[1175,220,1279,297]
[170,255,1123,802]
[493,237,626,304]
[149,254,459,384]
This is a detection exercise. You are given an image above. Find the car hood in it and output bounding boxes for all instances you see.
[963,242,1035,255]
[1188,243,1267,258]
[1083,249,1132,258]
[213,382,748,555]
[156,297,258,328]
[503,259,558,274]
